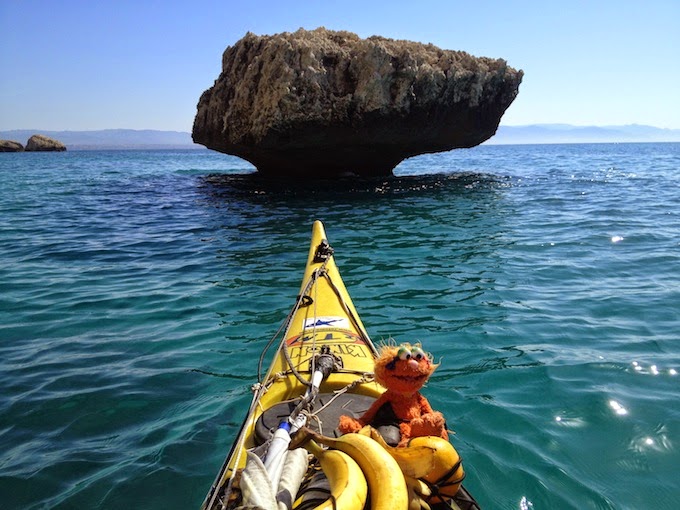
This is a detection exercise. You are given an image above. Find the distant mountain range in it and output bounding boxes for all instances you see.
[1,125,679,149]
[490,124,680,144]
[0,129,202,150]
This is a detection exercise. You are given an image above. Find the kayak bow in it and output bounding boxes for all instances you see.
[202,220,480,510]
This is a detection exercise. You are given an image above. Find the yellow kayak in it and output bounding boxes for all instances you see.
[201,220,479,510]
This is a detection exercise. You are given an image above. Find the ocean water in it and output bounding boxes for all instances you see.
[1,143,678,510]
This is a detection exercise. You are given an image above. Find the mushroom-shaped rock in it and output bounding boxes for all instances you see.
[25,134,67,152]
[0,140,25,152]
[193,28,523,177]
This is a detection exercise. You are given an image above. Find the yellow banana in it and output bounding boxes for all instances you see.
[303,440,368,510]
[405,475,432,510]
[365,426,437,479]
[407,436,465,503]
[292,427,409,510]
[357,426,372,437]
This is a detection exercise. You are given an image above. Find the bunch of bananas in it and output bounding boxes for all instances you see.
[290,426,464,510]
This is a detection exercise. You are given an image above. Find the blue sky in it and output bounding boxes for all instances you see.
[1,0,678,131]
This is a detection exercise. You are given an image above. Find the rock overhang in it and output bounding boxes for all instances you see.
[193,27,523,178]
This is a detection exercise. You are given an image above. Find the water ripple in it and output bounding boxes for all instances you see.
[1,145,679,509]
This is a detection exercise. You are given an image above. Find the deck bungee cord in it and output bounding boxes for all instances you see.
[218,242,355,506]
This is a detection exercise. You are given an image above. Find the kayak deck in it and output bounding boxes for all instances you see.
[202,221,480,510]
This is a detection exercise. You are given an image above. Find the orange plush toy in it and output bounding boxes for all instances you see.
[338,343,448,447]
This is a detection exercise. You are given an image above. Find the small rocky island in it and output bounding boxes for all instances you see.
[0,134,66,152]
[0,140,25,152]
[26,134,67,152]
[193,27,523,177]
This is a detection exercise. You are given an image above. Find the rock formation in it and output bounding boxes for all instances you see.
[25,134,67,152]
[193,28,523,177]
[0,140,24,152]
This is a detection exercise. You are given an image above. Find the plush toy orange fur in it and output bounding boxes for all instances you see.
[338,342,447,447]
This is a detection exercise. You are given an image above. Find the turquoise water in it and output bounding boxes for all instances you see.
[1,144,678,509]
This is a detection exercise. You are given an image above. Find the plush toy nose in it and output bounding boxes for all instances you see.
[408,359,419,369]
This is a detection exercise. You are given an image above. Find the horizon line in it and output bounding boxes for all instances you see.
[2,122,680,133]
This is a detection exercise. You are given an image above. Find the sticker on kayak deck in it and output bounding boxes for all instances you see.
[290,343,370,359]
[304,317,350,330]
[286,328,364,346]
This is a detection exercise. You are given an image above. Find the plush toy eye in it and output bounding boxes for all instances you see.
[412,347,425,361]
[397,346,411,360]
